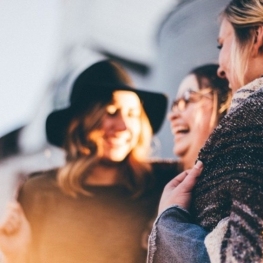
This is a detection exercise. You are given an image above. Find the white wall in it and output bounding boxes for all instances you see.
[0,0,61,137]
[0,0,176,155]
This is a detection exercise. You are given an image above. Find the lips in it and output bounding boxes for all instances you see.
[104,136,130,147]
[171,125,190,136]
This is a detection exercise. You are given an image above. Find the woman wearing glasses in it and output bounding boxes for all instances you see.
[147,64,231,263]
[168,64,231,170]
[148,1,263,262]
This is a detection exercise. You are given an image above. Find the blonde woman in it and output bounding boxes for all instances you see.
[0,60,178,263]
[148,0,263,262]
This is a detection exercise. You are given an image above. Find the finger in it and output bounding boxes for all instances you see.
[1,215,19,235]
[0,202,23,234]
[179,161,203,192]
[166,170,190,188]
[2,221,18,235]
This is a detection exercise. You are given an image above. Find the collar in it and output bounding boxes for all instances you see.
[229,77,263,113]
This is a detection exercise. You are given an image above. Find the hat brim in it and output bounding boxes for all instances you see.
[46,84,167,147]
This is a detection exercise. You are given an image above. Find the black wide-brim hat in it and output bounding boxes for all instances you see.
[46,60,168,147]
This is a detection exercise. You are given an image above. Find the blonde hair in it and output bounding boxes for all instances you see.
[57,101,153,198]
[209,90,232,130]
[222,0,263,86]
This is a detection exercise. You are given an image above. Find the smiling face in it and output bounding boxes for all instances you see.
[99,90,142,162]
[168,74,215,169]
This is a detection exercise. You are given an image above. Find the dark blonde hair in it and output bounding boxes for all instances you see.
[57,100,152,198]
[222,0,263,86]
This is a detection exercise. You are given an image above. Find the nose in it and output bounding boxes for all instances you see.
[168,106,181,122]
[114,113,127,131]
[217,66,226,79]
[168,107,181,136]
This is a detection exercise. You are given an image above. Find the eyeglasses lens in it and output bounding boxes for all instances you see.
[171,89,212,113]
[172,99,187,112]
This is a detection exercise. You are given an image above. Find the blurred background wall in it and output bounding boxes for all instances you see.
[0,0,176,156]
[0,0,231,212]
[0,0,230,167]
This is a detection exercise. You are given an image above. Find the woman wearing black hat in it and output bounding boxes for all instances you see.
[0,60,178,263]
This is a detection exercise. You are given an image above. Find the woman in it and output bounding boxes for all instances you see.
[148,1,263,263]
[0,60,178,263]
[169,64,230,170]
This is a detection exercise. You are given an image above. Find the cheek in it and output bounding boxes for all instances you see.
[219,49,228,69]
[191,105,213,135]
[100,117,109,132]
[130,119,141,139]
[183,105,201,124]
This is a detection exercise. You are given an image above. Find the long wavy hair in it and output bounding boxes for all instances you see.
[56,61,153,198]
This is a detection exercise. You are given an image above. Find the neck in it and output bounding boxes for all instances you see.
[181,158,195,170]
[179,150,199,170]
[84,160,123,186]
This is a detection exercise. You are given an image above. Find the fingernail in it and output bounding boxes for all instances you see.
[195,160,203,169]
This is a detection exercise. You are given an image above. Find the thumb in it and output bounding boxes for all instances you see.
[179,160,203,193]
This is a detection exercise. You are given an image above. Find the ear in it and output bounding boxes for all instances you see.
[253,25,263,56]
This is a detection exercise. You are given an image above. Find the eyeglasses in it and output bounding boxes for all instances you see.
[171,88,213,112]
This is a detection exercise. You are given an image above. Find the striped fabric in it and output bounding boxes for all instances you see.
[191,77,263,262]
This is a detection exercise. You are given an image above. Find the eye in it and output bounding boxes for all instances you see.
[128,109,140,118]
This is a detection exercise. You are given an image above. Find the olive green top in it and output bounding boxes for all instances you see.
[18,161,179,263]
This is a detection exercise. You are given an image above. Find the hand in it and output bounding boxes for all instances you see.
[158,160,203,215]
[0,202,31,263]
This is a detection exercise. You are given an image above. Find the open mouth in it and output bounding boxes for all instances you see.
[173,126,190,135]
[105,137,129,147]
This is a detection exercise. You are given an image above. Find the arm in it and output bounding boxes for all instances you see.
[202,180,263,263]
[218,182,263,263]
[148,206,209,263]
[147,161,210,263]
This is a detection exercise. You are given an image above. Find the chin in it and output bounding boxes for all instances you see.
[173,146,186,158]
[105,153,128,162]
[103,147,131,162]
[110,158,126,162]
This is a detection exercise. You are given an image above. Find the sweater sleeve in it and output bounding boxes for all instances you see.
[220,182,263,263]
[204,184,263,263]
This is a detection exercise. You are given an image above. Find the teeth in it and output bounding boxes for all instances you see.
[173,126,189,133]
[106,137,129,145]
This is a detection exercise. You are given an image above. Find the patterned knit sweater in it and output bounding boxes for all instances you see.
[191,77,263,263]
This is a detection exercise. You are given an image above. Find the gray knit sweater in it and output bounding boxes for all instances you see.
[191,77,263,263]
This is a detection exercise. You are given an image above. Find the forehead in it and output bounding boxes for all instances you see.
[218,18,234,41]
[177,74,199,98]
[111,90,141,107]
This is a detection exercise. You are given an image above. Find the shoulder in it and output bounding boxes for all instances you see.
[226,88,263,124]
[18,169,58,203]
[17,169,60,223]
[26,169,57,189]
[201,89,263,152]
